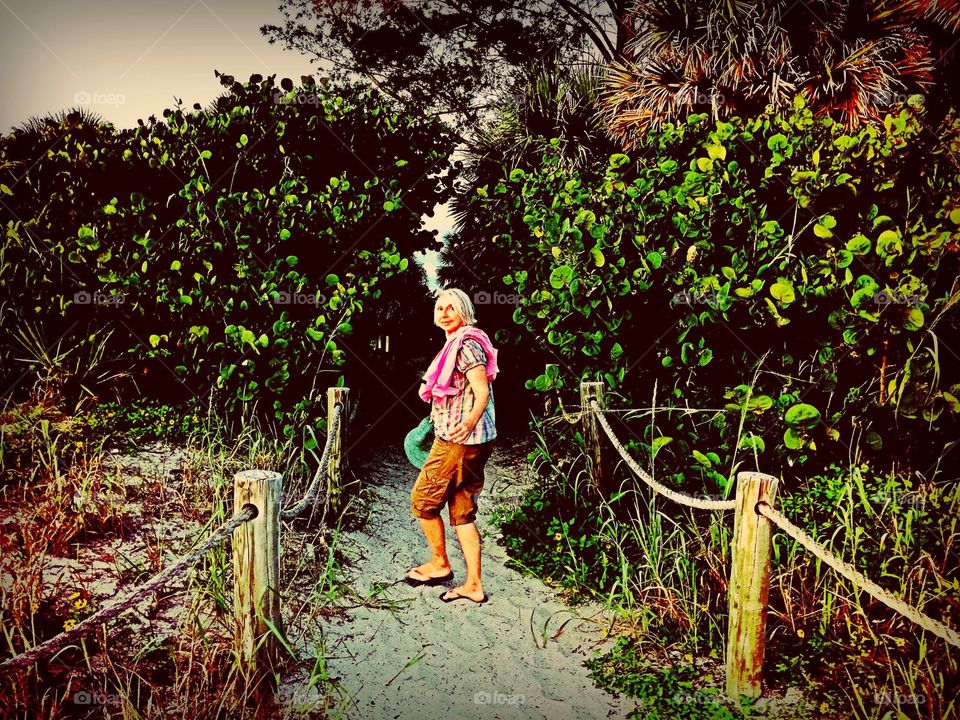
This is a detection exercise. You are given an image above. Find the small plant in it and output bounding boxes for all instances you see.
[586,637,737,719]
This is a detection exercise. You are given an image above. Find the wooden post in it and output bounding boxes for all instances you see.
[726,471,779,699]
[233,469,283,678]
[580,381,605,494]
[326,387,350,514]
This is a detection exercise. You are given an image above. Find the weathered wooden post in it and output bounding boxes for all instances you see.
[580,381,605,494]
[326,386,350,514]
[726,471,779,699]
[233,469,283,678]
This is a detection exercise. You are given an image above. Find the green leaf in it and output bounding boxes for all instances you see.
[692,449,712,467]
[876,229,902,258]
[239,133,249,146]
[549,265,573,289]
[279,228,291,240]
[813,223,832,238]
[770,279,795,305]
[767,133,788,152]
[609,153,630,168]
[651,436,672,458]
[846,234,871,255]
[746,395,773,412]
[904,307,924,331]
[0,183,12,196]
[783,427,803,450]
[646,251,662,269]
[706,144,727,161]
[784,403,821,428]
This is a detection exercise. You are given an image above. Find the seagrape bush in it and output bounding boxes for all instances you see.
[476,97,959,488]
[1,74,453,436]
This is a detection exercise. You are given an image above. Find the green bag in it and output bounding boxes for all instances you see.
[403,416,435,469]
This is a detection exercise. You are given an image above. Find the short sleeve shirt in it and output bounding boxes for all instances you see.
[431,338,497,445]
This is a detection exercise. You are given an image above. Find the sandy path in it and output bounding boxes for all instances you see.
[308,444,632,720]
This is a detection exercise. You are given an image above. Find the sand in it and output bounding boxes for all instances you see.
[290,444,632,720]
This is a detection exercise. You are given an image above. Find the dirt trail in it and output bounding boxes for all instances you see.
[297,443,632,720]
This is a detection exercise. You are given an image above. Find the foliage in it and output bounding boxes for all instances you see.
[602,0,960,145]
[473,96,960,485]
[260,0,632,132]
[85,399,204,447]
[585,638,739,719]
[449,63,616,232]
[1,73,454,437]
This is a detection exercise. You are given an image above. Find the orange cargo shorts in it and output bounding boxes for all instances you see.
[410,437,494,526]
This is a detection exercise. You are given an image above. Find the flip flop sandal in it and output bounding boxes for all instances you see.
[439,590,489,604]
[403,571,454,587]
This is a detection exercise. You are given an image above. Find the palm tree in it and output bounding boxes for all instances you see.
[450,63,613,231]
[601,0,950,146]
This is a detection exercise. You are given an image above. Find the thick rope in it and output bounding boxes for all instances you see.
[1,506,256,673]
[280,402,342,519]
[758,502,960,649]
[590,400,737,511]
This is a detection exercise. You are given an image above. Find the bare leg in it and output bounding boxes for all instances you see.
[442,522,485,601]
[409,516,452,579]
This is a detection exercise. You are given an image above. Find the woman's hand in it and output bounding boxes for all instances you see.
[449,419,476,444]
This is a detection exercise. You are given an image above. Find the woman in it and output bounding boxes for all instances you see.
[406,288,498,604]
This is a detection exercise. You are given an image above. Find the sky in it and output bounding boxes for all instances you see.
[0,0,452,274]
[0,0,316,133]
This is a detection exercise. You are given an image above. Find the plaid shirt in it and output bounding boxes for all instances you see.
[431,338,496,445]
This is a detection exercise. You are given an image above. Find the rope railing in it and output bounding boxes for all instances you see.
[757,502,960,649]
[0,505,256,673]
[586,395,960,649]
[280,402,343,520]
[569,379,960,697]
[2,388,350,677]
[589,398,737,511]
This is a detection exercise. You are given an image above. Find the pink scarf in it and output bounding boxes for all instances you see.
[419,325,499,404]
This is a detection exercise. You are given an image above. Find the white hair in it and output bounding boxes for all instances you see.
[435,287,477,325]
